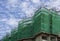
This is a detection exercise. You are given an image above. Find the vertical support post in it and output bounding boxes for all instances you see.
[35,35,42,41]
[40,35,42,41]
[48,36,51,41]
[55,37,57,41]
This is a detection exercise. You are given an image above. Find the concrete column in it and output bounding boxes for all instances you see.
[35,35,42,41]
[48,36,51,41]
[40,35,42,41]
[55,37,57,41]
[35,36,41,41]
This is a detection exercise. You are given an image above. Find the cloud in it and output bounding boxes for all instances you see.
[7,0,18,5]
[5,18,18,27]
[0,22,11,33]
[21,2,30,8]
[25,7,36,17]
[31,0,40,3]
[0,19,8,21]
[43,0,60,11]
[21,4,37,17]
[0,31,6,40]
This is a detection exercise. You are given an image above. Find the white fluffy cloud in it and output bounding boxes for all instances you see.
[44,0,60,11]
[25,8,36,17]
[21,2,30,8]
[6,18,18,27]
[0,19,8,21]
[31,0,40,3]
[7,0,18,5]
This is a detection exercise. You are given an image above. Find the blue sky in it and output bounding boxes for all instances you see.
[0,0,60,39]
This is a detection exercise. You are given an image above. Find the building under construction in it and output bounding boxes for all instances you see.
[17,8,60,41]
[2,8,60,41]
